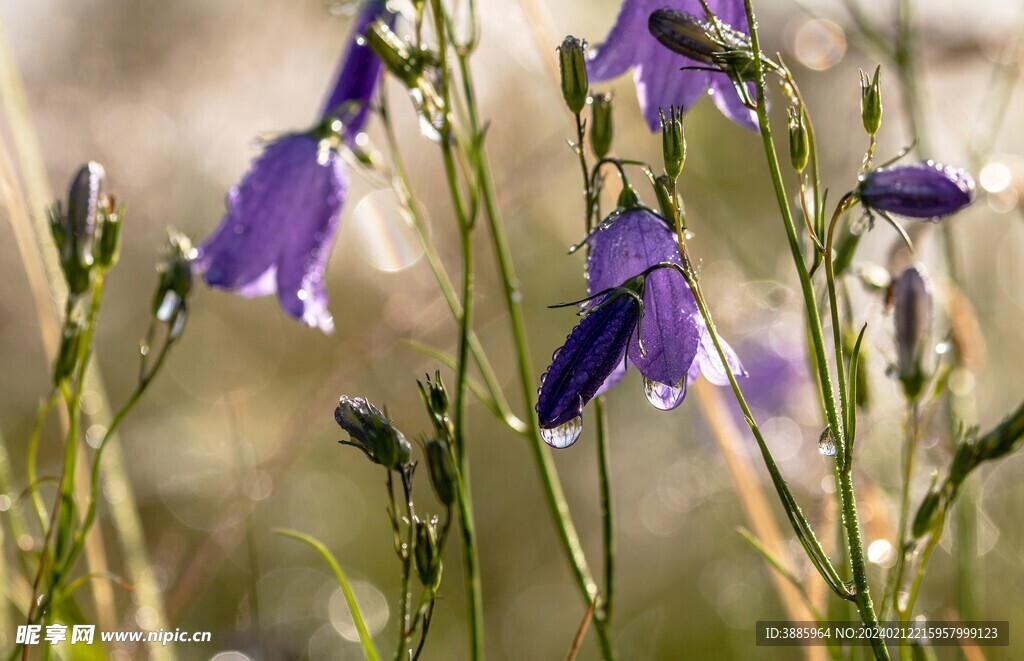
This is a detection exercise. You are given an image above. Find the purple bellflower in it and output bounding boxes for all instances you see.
[858,160,976,221]
[588,0,757,131]
[536,208,745,448]
[195,0,394,332]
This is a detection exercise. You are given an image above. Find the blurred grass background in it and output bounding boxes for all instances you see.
[1,0,1023,658]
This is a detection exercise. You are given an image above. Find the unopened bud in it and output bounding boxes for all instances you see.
[860,65,882,137]
[788,107,809,173]
[364,20,419,88]
[648,9,719,64]
[335,396,412,470]
[558,36,588,115]
[67,162,105,268]
[151,231,195,339]
[660,107,686,180]
[589,93,614,158]
[892,264,932,400]
[53,320,84,386]
[422,438,457,506]
[413,517,443,590]
[94,199,124,269]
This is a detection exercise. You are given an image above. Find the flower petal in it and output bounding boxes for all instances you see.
[587,0,652,82]
[536,294,640,430]
[197,133,347,332]
[709,75,758,131]
[688,319,747,386]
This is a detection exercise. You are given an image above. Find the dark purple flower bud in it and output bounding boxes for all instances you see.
[536,289,641,447]
[588,0,756,131]
[335,395,412,470]
[66,161,105,267]
[196,0,392,332]
[858,160,975,221]
[892,264,932,399]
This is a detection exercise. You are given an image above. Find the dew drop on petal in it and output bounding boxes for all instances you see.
[818,427,837,456]
[643,377,686,411]
[540,417,583,449]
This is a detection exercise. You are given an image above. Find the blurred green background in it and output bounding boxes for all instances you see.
[1,0,1023,658]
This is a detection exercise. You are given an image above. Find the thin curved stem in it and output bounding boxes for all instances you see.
[594,397,614,625]
[742,1,887,656]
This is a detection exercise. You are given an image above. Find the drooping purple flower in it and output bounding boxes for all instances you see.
[588,0,757,131]
[536,208,745,448]
[195,1,393,332]
[589,209,744,405]
[858,160,976,221]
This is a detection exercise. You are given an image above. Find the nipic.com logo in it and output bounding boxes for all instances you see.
[15,624,212,646]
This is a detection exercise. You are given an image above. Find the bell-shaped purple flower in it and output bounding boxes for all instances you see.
[589,209,744,405]
[536,208,745,448]
[858,160,976,221]
[588,0,756,131]
[195,0,393,332]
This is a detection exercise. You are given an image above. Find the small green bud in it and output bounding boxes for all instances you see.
[589,93,614,159]
[860,65,882,136]
[558,36,588,115]
[616,181,640,210]
[53,319,84,386]
[151,231,196,339]
[335,396,412,471]
[422,438,457,506]
[413,517,443,591]
[417,371,451,438]
[659,107,686,180]
[94,199,124,269]
[787,107,809,173]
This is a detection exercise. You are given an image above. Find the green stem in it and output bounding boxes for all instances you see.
[742,2,886,656]
[432,2,483,656]
[471,72,615,661]
[594,397,614,625]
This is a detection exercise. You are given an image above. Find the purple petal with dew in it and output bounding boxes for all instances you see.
[536,294,640,435]
[319,0,395,139]
[588,209,700,392]
[196,133,347,332]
